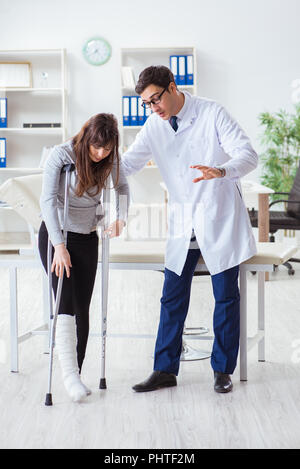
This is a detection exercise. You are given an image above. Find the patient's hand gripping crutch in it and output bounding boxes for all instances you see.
[45,163,75,406]
[99,181,110,390]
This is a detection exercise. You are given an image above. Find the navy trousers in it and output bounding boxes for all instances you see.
[154,244,240,375]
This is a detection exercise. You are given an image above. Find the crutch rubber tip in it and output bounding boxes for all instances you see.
[45,393,53,406]
[99,378,107,389]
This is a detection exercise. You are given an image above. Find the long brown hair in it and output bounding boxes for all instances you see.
[72,113,120,197]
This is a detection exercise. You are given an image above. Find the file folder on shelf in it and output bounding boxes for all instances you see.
[170,56,179,84]
[186,55,194,85]
[0,138,6,167]
[130,96,138,126]
[169,54,194,86]
[122,96,130,126]
[0,98,7,128]
[178,56,186,85]
[145,106,152,121]
[137,97,145,125]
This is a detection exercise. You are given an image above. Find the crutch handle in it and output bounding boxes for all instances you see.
[61,163,75,173]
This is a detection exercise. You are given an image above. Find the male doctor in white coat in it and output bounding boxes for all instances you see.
[121,65,258,393]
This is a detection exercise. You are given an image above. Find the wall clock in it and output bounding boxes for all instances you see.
[82,37,112,66]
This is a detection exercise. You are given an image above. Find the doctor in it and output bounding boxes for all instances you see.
[121,65,258,393]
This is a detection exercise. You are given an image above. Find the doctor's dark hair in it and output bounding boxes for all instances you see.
[72,113,119,197]
[135,65,176,94]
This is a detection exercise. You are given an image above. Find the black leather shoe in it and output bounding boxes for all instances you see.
[132,371,177,392]
[214,371,233,393]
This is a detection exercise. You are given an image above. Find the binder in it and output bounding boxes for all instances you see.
[186,55,194,85]
[130,96,138,126]
[122,96,130,126]
[137,97,145,125]
[145,106,152,121]
[0,137,6,167]
[170,55,179,84]
[0,98,7,128]
[178,56,186,85]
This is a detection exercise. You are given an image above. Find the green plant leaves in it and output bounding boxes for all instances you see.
[258,105,300,201]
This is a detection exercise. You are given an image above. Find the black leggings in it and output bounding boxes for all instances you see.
[38,221,99,372]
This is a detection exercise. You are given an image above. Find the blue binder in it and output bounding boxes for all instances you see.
[130,96,138,126]
[137,97,145,125]
[178,56,186,85]
[122,96,130,126]
[0,138,6,167]
[186,55,194,85]
[170,55,179,84]
[0,98,7,128]
[145,106,152,122]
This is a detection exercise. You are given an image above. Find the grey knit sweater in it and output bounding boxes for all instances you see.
[40,140,130,246]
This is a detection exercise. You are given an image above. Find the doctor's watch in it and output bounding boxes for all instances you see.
[214,166,226,178]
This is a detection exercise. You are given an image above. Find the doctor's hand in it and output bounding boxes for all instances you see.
[190,165,224,183]
[52,243,72,279]
[104,219,125,238]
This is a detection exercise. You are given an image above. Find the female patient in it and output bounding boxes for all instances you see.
[38,113,129,402]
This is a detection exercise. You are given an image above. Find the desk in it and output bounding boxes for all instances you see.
[241,180,274,243]
[0,254,48,373]
[1,241,298,381]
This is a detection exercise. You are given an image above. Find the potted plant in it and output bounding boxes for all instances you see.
[258,104,300,201]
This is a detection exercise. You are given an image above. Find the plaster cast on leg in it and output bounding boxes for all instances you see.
[55,314,87,402]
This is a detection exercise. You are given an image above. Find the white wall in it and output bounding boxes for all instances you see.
[1,0,300,182]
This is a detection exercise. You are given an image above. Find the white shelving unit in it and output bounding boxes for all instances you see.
[0,128,63,134]
[0,48,68,234]
[120,47,197,202]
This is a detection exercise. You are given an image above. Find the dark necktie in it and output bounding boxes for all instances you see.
[170,116,178,132]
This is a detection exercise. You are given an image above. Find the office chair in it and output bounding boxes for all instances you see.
[248,164,300,275]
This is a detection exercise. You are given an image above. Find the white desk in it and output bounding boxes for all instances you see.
[241,180,274,243]
[1,241,298,382]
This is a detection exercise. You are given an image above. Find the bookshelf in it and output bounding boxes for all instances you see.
[0,48,68,233]
[120,47,197,202]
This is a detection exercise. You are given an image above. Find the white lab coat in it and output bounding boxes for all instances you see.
[121,92,258,276]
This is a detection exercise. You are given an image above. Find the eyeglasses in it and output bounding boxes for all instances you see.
[141,87,168,109]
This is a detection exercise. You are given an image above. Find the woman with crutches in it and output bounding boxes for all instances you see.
[38,113,129,403]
